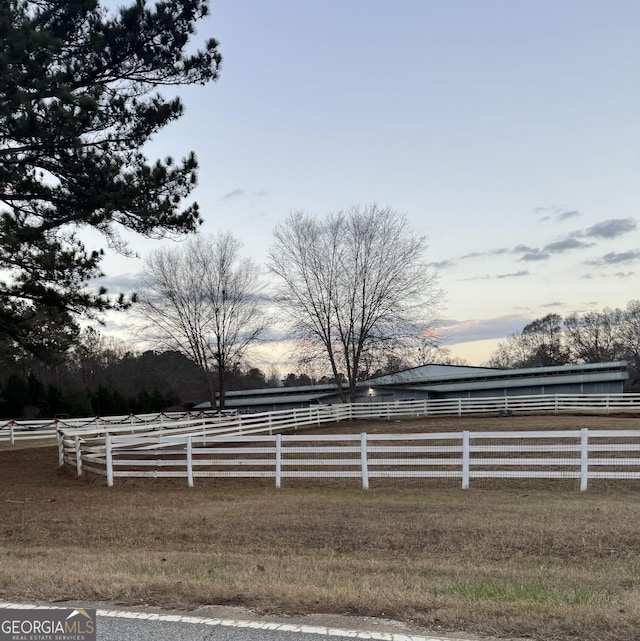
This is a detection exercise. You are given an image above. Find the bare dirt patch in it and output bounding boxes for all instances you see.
[1,415,640,641]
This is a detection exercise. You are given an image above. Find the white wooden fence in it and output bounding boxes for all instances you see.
[2,409,336,445]
[0,409,235,446]
[57,404,351,472]
[5,393,640,491]
[3,392,640,446]
[67,428,640,492]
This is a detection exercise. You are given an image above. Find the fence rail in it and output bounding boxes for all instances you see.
[7,392,640,491]
[68,428,640,492]
[3,393,640,446]
[0,410,217,445]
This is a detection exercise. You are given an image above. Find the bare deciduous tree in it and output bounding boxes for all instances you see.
[564,309,625,364]
[414,343,469,367]
[269,205,442,402]
[486,332,537,368]
[620,300,640,389]
[72,327,128,389]
[137,234,267,408]
[487,314,570,368]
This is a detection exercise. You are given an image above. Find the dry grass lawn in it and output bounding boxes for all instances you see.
[1,415,640,640]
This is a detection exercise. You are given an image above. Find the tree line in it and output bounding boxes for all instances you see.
[0,326,317,419]
[0,325,435,419]
[487,301,640,390]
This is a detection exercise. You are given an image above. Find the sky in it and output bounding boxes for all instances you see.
[97,0,640,366]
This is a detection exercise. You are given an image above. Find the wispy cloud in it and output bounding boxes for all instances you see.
[512,244,537,254]
[533,206,583,223]
[573,218,637,240]
[438,314,531,344]
[91,273,144,291]
[428,259,456,269]
[543,238,594,254]
[254,327,290,342]
[450,216,636,276]
[512,236,593,262]
[519,249,550,262]
[557,209,581,221]
[461,248,509,259]
[582,270,636,279]
[99,318,141,335]
[541,301,564,308]
[221,188,246,200]
[586,249,640,265]
[512,237,593,262]
[461,270,529,281]
[221,188,269,201]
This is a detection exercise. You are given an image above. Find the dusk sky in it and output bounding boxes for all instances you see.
[98,0,640,366]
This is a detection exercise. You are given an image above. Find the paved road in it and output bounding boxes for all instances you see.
[0,601,517,641]
[94,607,451,641]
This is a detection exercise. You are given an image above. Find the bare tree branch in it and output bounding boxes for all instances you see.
[269,204,443,402]
[136,234,268,408]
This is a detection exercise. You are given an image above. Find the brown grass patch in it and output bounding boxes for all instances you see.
[1,415,640,640]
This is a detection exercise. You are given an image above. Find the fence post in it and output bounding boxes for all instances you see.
[238,414,243,435]
[580,428,589,492]
[605,395,610,415]
[275,434,282,489]
[75,436,82,477]
[462,431,470,489]
[187,436,194,488]
[105,434,113,487]
[9,420,14,446]
[458,398,462,417]
[423,399,428,416]
[554,395,559,414]
[361,433,369,490]
[57,431,64,467]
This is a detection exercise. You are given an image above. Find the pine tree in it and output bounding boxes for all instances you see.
[0,0,221,357]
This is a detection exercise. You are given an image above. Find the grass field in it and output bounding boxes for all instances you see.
[1,415,640,640]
